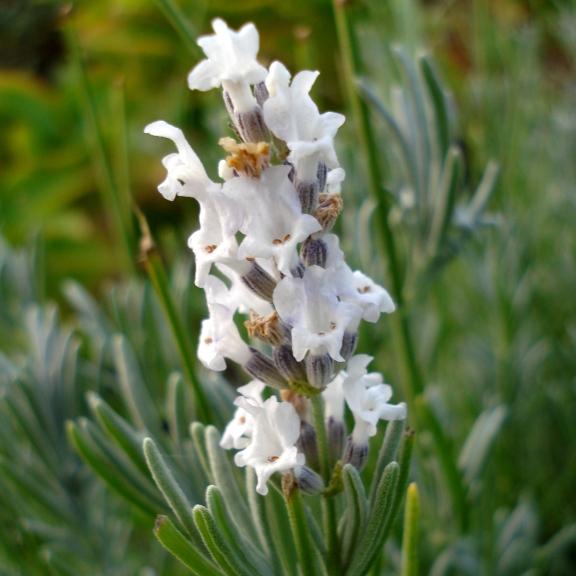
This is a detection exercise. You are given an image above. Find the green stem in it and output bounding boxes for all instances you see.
[310,396,338,573]
[137,211,212,422]
[284,485,320,576]
[153,0,200,55]
[332,0,469,533]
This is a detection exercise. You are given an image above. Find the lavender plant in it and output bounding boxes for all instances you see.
[136,18,414,574]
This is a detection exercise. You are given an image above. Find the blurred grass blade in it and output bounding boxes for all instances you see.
[166,373,188,446]
[80,418,163,506]
[114,335,161,434]
[357,78,419,193]
[67,30,134,274]
[401,483,420,576]
[459,405,508,487]
[153,0,200,55]
[87,392,149,476]
[429,146,462,256]
[468,160,500,222]
[154,515,223,576]
[143,437,197,537]
[420,55,452,158]
[393,46,432,210]
[193,505,255,576]
[67,420,157,516]
[341,464,368,566]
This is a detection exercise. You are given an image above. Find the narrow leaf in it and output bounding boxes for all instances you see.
[193,505,254,576]
[114,335,160,434]
[369,419,405,504]
[401,483,420,576]
[206,485,269,574]
[88,392,148,476]
[154,515,222,576]
[429,146,462,257]
[346,462,399,576]
[143,437,196,537]
[341,464,368,566]
[420,55,452,158]
[204,426,255,539]
[67,421,157,516]
[459,405,508,487]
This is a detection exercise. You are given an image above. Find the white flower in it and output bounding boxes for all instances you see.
[263,62,345,180]
[188,232,240,288]
[198,302,251,371]
[220,380,265,450]
[273,265,361,362]
[343,355,406,444]
[144,120,214,201]
[188,19,267,113]
[234,396,304,495]
[225,165,322,275]
[335,265,395,323]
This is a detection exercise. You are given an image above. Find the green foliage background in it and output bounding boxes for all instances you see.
[0,0,575,574]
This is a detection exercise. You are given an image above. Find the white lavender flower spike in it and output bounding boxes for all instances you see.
[145,17,405,494]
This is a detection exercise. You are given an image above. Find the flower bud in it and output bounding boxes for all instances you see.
[245,348,288,390]
[254,81,269,106]
[291,260,305,278]
[297,420,319,470]
[294,465,325,495]
[241,261,277,301]
[296,180,319,214]
[328,416,345,462]
[317,162,327,192]
[305,353,334,389]
[343,436,369,470]
[274,344,306,382]
[237,107,268,143]
[301,237,328,268]
[339,331,358,361]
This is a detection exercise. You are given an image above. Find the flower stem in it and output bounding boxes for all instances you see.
[332,0,469,533]
[137,210,212,423]
[310,396,339,572]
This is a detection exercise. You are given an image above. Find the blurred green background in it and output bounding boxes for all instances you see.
[1,0,575,573]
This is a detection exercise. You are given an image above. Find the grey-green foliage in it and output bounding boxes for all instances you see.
[0,240,160,575]
[356,50,499,296]
[70,336,414,575]
[63,247,414,574]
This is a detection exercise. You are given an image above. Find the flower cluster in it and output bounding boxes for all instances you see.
[146,19,406,496]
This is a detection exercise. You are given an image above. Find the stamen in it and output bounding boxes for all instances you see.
[219,137,270,178]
